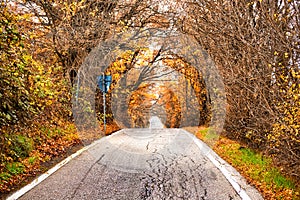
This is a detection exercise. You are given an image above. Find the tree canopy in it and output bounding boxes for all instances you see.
[1,0,299,192]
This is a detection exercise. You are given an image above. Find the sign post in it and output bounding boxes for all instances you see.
[97,74,112,133]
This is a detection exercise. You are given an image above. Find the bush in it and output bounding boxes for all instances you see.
[0,5,54,127]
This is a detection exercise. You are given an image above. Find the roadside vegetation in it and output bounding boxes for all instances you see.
[196,128,299,200]
[0,4,80,197]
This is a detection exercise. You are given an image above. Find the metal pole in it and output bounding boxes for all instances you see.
[103,73,106,133]
[75,72,80,106]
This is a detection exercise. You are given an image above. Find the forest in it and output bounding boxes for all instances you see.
[0,0,299,199]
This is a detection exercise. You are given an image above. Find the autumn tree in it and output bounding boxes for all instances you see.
[0,3,79,190]
[93,46,210,129]
[0,3,54,127]
[181,0,299,180]
[20,0,175,82]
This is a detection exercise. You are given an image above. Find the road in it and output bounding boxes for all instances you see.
[16,117,263,200]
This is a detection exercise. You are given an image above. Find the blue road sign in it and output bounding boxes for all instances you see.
[97,75,112,93]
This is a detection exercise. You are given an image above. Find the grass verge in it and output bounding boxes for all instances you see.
[0,121,120,199]
[194,127,300,200]
[0,121,81,198]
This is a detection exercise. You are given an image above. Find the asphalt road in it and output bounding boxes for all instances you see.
[17,117,263,200]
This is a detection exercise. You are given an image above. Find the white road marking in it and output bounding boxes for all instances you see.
[185,130,256,200]
[6,131,122,200]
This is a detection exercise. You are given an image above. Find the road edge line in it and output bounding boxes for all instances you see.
[6,130,124,200]
[183,130,263,200]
